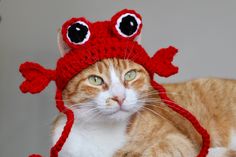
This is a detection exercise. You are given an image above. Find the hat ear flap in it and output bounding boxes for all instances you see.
[19,62,56,94]
[151,46,179,77]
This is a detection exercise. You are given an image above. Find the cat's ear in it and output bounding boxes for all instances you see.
[134,33,142,44]
[57,29,71,57]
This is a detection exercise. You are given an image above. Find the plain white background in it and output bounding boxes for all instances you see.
[0,0,235,156]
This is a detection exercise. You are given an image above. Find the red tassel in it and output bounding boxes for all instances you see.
[151,46,179,77]
[49,89,74,157]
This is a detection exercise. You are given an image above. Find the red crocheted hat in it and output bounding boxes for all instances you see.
[19,9,210,157]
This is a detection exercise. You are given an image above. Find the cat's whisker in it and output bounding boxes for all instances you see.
[69,101,95,107]
[79,109,108,127]
[138,91,179,97]
[137,101,173,110]
[138,101,165,106]
[137,99,161,103]
[68,105,95,111]
[142,85,189,96]
[137,97,161,101]
[138,97,161,101]
[52,105,97,123]
[138,101,166,106]
[141,106,173,124]
[145,100,178,109]
[55,102,97,114]
[144,104,173,112]
[54,96,93,102]
[76,107,98,126]
[76,107,99,120]
[135,111,149,124]
[127,96,167,106]
[137,92,159,97]
[72,107,104,127]
[147,103,185,111]
[137,97,176,104]
[137,100,169,105]
[139,86,185,95]
[69,102,93,106]
[93,110,108,121]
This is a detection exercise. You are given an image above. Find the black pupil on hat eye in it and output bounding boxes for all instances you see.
[119,15,138,36]
[68,23,88,43]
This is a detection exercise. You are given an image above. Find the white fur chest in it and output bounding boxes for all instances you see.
[52,117,128,157]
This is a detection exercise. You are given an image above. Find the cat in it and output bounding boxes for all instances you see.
[51,57,236,157]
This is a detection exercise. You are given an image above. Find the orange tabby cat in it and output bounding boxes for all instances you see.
[52,58,236,157]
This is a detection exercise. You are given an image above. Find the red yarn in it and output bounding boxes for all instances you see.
[29,155,42,157]
[151,80,210,157]
[19,9,210,157]
[47,89,74,157]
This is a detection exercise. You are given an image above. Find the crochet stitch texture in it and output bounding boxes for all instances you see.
[19,9,210,157]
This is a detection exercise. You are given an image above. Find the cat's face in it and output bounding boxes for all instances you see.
[63,58,151,122]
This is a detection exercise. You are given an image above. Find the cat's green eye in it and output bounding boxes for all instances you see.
[124,70,137,81]
[88,75,104,86]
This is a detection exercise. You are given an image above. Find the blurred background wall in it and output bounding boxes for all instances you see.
[0,0,235,156]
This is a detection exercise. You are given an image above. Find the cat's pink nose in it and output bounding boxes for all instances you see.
[112,96,125,106]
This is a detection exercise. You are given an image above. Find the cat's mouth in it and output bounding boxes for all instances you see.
[102,107,130,116]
